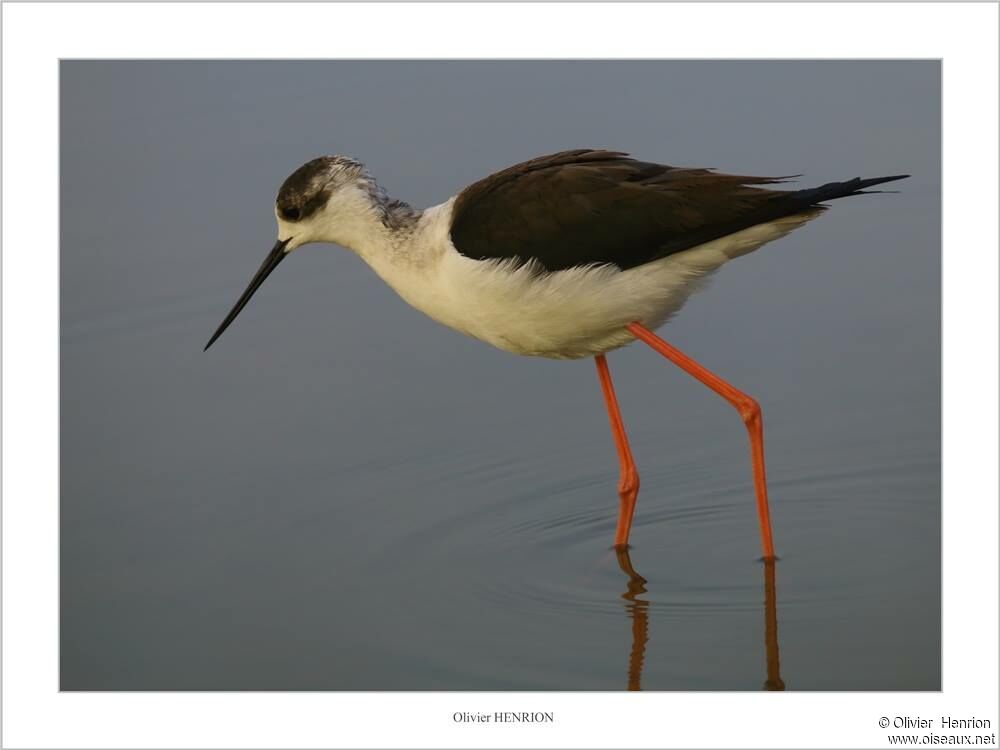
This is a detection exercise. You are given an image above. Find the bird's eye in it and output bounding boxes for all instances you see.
[281,206,301,221]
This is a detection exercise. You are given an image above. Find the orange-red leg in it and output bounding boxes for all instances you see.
[594,354,640,548]
[625,322,777,561]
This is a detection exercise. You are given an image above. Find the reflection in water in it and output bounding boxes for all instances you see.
[614,550,785,690]
[762,559,785,691]
[615,547,650,691]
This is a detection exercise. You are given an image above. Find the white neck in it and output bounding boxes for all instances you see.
[278,182,459,326]
[310,186,405,261]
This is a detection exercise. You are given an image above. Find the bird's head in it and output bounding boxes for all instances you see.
[274,155,379,251]
[204,155,379,351]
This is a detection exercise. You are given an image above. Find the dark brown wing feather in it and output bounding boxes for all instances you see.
[449,149,906,272]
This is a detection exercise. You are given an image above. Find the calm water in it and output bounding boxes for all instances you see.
[61,61,940,690]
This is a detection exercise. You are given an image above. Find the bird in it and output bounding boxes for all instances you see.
[204,149,907,560]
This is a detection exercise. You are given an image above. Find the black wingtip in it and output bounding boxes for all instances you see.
[853,174,911,191]
[795,173,911,206]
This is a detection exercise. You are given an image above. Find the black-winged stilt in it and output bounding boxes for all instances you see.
[204,149,907,560]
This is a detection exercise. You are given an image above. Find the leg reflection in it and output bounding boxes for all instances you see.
[614,550,786,690]
[615,547,649,691]
[763,559,785,691]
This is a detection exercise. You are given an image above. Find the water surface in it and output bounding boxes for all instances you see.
[60,61,940,690]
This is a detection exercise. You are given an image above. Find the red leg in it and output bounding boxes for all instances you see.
[595,354,640,548]
[625,322,776,561]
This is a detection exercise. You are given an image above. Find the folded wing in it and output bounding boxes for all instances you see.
[449,149,906,272]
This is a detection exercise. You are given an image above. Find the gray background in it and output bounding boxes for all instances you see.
[61,61,940,690]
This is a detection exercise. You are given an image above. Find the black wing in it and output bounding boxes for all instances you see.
[449,149,907,272]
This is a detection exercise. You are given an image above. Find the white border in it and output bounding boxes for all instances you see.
[3,3,997,749]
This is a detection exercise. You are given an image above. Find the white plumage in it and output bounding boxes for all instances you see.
[298,196,822,359]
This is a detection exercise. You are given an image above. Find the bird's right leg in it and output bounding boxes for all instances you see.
[594,354,640,548]
[625,322,776,560]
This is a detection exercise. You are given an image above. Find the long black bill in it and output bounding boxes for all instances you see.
[204,238,291,351]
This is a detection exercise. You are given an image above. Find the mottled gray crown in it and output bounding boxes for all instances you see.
[275,156,366,221]
[276,154,420,230]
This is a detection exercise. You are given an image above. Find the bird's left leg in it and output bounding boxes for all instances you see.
[594,354,640,548]
[625,322,776,561]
